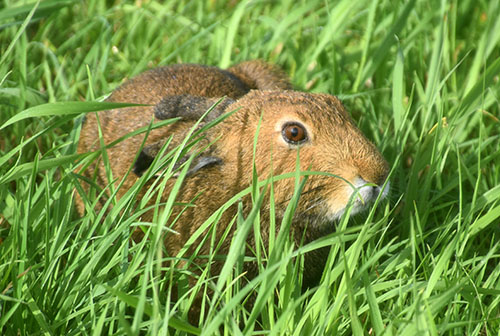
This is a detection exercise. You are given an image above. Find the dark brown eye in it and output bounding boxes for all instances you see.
[282,122,308,144]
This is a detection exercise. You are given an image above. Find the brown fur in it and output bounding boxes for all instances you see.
[76,61,389,322]
[76,60,291,214]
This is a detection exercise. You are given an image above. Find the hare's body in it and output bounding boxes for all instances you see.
[77,61,291,214]
[77,61,389,298]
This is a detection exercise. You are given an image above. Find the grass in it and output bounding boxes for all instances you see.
[1,0,499,334]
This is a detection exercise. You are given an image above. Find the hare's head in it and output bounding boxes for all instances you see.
[213,91,390,223]
[140,90,390,226]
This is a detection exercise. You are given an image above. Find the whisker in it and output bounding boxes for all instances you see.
[302,198,328,215]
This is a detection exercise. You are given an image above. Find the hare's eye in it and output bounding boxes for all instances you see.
[282,122,308,144]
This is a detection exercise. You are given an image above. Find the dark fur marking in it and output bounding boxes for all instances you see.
[154,95,234,122]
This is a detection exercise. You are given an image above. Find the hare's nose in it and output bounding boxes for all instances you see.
[353,176,390,202]
[359,167,389,188]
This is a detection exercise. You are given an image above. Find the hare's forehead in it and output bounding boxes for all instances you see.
[264,103,347,130]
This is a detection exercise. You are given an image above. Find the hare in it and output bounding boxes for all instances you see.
[76,61,390,321]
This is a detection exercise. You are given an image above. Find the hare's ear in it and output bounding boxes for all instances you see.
[154,95,234,122]
[133,141,164,176]
[133,95,230,176]
[133,139,222,177]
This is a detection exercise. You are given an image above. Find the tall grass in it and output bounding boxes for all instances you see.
[1,0,499,335]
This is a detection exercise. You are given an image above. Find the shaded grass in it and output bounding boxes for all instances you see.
[1,0,500,335]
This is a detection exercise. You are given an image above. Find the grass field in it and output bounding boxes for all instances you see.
[1,0,500,335]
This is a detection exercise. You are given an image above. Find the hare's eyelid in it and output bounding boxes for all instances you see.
[280,121,309,146]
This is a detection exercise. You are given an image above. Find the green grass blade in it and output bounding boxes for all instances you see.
[392,43,405,131]
[0,0,39,67]
[0,101,145,131]
[360,0,416,86]
[102,285,201,335]
[219,0,248,68]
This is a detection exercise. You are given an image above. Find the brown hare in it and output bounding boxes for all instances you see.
[76,60,390,323]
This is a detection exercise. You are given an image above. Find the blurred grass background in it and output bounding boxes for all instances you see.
[0,0,499,334]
